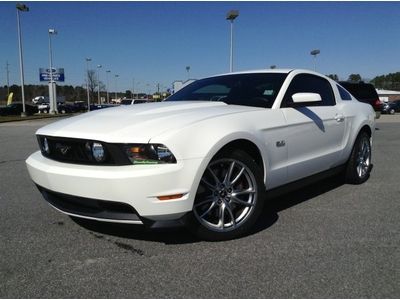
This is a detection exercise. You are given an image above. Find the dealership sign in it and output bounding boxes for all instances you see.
[39,68,65,82]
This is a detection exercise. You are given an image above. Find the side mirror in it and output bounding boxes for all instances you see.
[292,93,322,103]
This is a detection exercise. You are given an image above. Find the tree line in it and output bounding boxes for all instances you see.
[327,72,400,90]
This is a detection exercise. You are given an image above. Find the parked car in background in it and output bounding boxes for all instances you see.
[32,96,49,105]
[338,81,382,118]
[26,69,375,241]
[89,104,115,111]
[120,99,148,105]
[382,101,400,114]
[38,103,50,113]
[39,103,75,114]
[57,103,75,114]
[72,101,88,112]
[0,103,38,116]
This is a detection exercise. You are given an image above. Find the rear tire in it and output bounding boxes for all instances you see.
[345,131,372,184]
[187,149,266,241]
[390,108,395,115]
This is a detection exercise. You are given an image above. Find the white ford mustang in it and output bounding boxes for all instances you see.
[26,69,375,240]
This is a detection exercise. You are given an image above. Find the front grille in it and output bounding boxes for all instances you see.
[37,185,142,222]
[37,135,131,165]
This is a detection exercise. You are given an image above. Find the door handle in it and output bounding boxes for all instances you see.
[335,114,345,122]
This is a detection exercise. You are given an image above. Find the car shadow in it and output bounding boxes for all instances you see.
[71,217,198,245]
[248,175,345,236]
[71,175,345,244]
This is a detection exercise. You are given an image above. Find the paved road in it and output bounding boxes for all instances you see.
[0,116,399,298]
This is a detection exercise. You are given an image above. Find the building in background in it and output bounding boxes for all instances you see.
[376,89,400,102]
[172,79,196,94]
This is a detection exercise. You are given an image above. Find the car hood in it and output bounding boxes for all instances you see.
[37,101,261,143]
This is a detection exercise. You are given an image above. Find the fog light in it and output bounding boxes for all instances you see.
[92,142,105,162]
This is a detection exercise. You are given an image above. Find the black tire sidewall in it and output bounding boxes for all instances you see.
[187,149,266,241]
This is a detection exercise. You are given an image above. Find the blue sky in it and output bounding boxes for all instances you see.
[1,1,400,93]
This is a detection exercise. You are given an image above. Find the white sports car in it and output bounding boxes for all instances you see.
[26,69,375,240]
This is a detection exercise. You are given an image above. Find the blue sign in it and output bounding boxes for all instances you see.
[39,68,65,82]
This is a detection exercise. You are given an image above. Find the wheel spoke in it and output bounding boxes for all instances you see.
[199,201,217,218]
[223,161,235,185]
[225,204,236,228]
[217,205,226,229]
[194,196,215,208]
[230,166,244,185]
[201,177,216,191]
[231,195,254,207]
[207,167,221,186]
[231,188,255,197]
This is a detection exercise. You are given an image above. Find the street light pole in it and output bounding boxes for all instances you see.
[132,78,135,99]
[106,70,111,103]
[16,3,29,117]
[48,28,58,114]
[97,64,102,104]
[85,58,91,111]
[226,10,239,73]
[310,49,320,72]
[114,74,119,101]
[5,61,10,98]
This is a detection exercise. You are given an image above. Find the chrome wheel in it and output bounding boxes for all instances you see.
[194,158,257,232]
[356,136,371,179]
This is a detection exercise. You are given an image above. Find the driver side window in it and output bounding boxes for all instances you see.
[282,74,335,107]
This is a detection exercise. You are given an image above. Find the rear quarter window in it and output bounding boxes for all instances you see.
[337,85,352,101]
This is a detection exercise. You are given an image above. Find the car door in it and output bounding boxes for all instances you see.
[281,74,346,182]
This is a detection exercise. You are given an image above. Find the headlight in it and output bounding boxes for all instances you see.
[91,142,106,162]
[124,144,176,164]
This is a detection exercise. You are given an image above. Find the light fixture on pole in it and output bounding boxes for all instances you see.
[16,3,29,117]
[270,65,277,69]
[48,28,58,114]
[85,58,91,111]
[114,74,119,101]
[106,70,111,103]
[226,10,239,73]
[310,49,320,71]
[186,66,190,79]
[97,64,102,104]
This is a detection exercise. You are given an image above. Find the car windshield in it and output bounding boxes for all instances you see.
[166,73,288,108]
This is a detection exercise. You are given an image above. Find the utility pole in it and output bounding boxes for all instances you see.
[114,74,119,101]
[85,58,91,111]
[106,70,110,103]
[5,61,10,97]
[132,78,135,98]
[16,3,29,117]
[226,10,239,73]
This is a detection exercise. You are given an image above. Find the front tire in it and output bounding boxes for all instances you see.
[345,131,372,184]
[188,149,266,241]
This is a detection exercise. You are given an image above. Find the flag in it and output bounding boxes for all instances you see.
[7,92,13,106]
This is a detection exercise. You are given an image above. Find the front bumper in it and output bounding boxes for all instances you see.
[26,151,203,222]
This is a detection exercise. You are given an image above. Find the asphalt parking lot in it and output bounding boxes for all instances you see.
[0,116,399,298]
